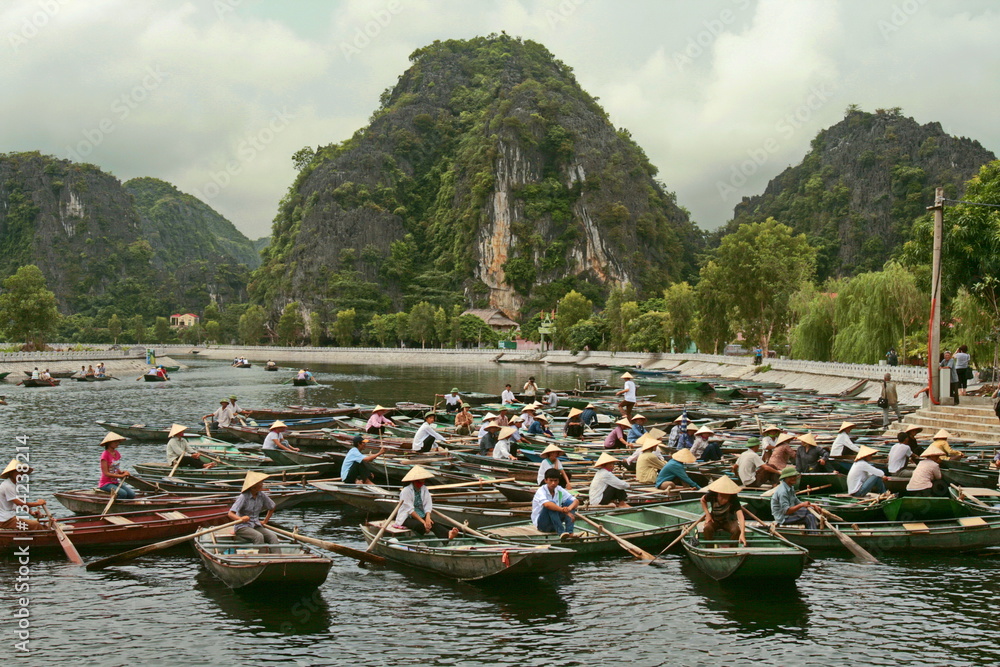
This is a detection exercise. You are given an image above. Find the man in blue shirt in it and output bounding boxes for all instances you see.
[655,448,698,490]
[532,469,579,535]
[341,435,386,484]
[627,414,647,443]
[770,466,818,529]
[579,404,598,429]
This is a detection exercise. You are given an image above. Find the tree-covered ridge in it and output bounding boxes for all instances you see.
[125,177,261,269]
[721,107,995,281]
[251,34,703,323]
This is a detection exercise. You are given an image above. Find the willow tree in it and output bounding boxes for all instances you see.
[789,283,837,361]
[662,282,696,352]
[707,218,816,353]
[951,287,999,370]
[692,262,733,354]
[604,284,638,351]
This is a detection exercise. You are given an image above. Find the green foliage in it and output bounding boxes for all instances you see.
[107,314,122,342]
[457,314,500,347]
[203,302,221,322]
[554,290,593,347]
[408,301,436,347]
[433,307,450,347]
[277,302,305,345]
[692,262,733,354]
[154,316,171,343]
[239,305,267,345]
[567,317,605,353]
[130,314,146,344]
[203,320,220,343]
[309,312,323,347]
[789,283,837,361]
[367,313,395,347]
[502,257,536,296]
[333,309,356,347]
[662,282,696,352]
[950,287,999,368]
[0,265,60,349]
[627,311,668,352]
[604,285,638,351]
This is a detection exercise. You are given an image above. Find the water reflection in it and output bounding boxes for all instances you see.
[194,570,333,635]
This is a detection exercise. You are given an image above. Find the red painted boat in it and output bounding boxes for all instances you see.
[245,405,360,420]
[0,505,229,554]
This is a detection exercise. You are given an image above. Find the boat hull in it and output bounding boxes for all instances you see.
[194,534,332,590]
[774,515,1000,553]
[683,530,809,581]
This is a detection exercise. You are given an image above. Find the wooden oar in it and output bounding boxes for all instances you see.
[266,524,385,564]
[431,510,505,542]
[168,456,184,478]
[575,513,655,560]
[365,499,403,554]
[807,507,880,564]
[427,477,516,491]
[101,479,125,516]
[86,519,242,571]
[646,516,704,565]
[43,506,84,566]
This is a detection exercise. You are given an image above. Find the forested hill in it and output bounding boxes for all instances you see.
[0,151,255,316]
[721,108,995,280]
[251,34,704,320]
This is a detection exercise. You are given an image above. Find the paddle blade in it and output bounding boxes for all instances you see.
[53,524,84,565]
[85,519,239,571]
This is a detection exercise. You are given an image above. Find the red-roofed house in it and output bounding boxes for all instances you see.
[170,313,200,328]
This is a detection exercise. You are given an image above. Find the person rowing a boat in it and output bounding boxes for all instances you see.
[366,405,396,436]
[603,417,631,450]
[453,405,474,436]
[655,448,697,491]
[770,466,818,530]
[905,444,948,497]
[793,433,829,474]
[579,403,599,430]
[526,413,554,437]
[228,395,249,419]
[478,421,501,456]
[847,446,888,497]
[265,360,277,370]
[616,372,637,420]
[29,367,39,380]
[537,444,571,488]
[929,430,964,460]
[412,413,448,453]
[85,365,96,377]
[203,398,234,432]
[166,424,217,470]
[733,438,780,487]
[394,466,459,539]
[589,453,630,507]
[493,427,519,461]
[229,471,279,552]
[98,432,136,499]
[341,434,385,484]
[443,388,463,414]
[636,435,667,484]
[0,459,46,530]
[626,413,647,443]
[760,424,782,460]
[533,468,579,536]
[699,476,746,546]
[564,407,585,438]
[501,383,516,404]
[95,362,106,378]
[829,421,859,458]
[262,421,299,452]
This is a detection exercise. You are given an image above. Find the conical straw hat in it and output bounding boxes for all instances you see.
[1,458,28,477]
[621,372,634,379]
[269,420,287,429]
[838,421,856,432]
[101,432,127,445]
[631,413,646,421]
[795,433,816,447]
[902,424,922,433]
[695,425,714,436]
[638,435,662,451]
[934,429,951,440]
[646,428,666,440]
[615,418,631,427]
[854,445,878,461]
[401,465,435,483]
[920,444,947,458]
[672,448,696,464]
[241,471,270,492]
[541,444,565,455]
[498,426,517,440]
[168,424,187,438]
[703,476,742,495]
[592,452,618,468]
[567,407,583,418]
[372,405,390,413]
[762,424,781,434]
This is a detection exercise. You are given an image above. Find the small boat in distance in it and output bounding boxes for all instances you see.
[21,378,60,387]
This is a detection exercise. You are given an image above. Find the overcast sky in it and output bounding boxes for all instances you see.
[2,0,997,239]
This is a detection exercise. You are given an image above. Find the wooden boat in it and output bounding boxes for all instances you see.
[0,506,229,554]
[96,421,244,444]
[457,391,500,407]
[233,362,252,368]
[773,514,1000,553]
[23,369,75,378]
[264,365,279,371]
[73,375,112,382]
[738,491,890,523]
[21,378,60,387]
[245,406,360,420]
[263,449,341,467]
[682,526,810,581]
[125,475,334,505]
[0,371,10,381]
[292,378,317,386]
[880,495,976,522]
[950,486,1000,515]
[53,488,307,514]
[143,374,168,382]
[194,530,332,590]
[360,523,575,580]
[133,460,339,480]
[161,365,180,372]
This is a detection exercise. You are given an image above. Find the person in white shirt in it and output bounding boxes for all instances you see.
[0,458,46,530]
[39,369,51,381]
[532,469,579,534]
[588,453,630,507]
[615,372,638,419]
[262,421,298,452]
[519,405,537,431]
[203,398,233,430]
[760,425,781,460]
[412,413,447,453]
[393,466,459,539]
[537,444,570,487]
[443,388,463,413]
[500,384,516,405]
[847,446,888,496]
[732,439,780,487]
[830,422,859,457]
[476,413,498,439]
[690,426,714,459]
[493,427,518,461]
[887,433,917,476]
[30,367,39,380]
[228,395,247,419]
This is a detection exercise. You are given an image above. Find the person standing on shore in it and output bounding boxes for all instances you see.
[954,345,971,396]
[886,348,899,367]
[616,373,637,419]
[941,350,960,404]
[879,374,901,427]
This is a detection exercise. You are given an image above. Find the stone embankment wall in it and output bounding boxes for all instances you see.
[0,349,183,384]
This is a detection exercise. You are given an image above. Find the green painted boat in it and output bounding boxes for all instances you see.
[682,526,810,581]
[194,532,332,591]
[880,495,976,522]
[161,365,180,372]
[774,514,1000,553]
[0,371,9,381]
[738,491,889,522]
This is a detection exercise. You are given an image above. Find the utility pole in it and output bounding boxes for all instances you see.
[928,187,944,403]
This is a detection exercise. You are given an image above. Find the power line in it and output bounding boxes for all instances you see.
[943,198,1000,209]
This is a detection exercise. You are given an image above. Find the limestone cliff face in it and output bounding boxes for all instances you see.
[253,35,702,318]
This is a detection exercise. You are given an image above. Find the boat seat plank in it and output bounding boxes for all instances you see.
[964,488,1000,497]
[902,522,930,533]
[595,516,652,531]
[104,516,135,525]
[487,524,546,537]
[157,511,188,520]
[958,516,988,527]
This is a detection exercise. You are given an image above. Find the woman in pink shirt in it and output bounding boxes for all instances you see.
[99,432,136,499]
[365,405,395,436]
[603,418,630,450]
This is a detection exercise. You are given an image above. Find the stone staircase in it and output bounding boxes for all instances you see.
[889,397,1000,445]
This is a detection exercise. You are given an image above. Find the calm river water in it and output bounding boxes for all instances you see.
[1,358,998,666]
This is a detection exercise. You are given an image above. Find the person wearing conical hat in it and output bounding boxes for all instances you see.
[501,383,516,405]
[615,372,638,420]
[526,413,553,438]
[165,424,216,470]
[532,468,579,536]
[847,446,888,497]
[899,424,924,455]
[770,466,818,530]
[905,445,948,497]
[265,359,277,370]
[0,458,45,530]
[589,452,630,507]
[263,421,299,452]
[794,433,829,474]
[521,376,539,402]
[699,476,747,546]
[493,427,518,461]
[830,421,859,458]
[579,403,598,429]
[537,444,571,488]
[655,448,698,491]
[603,417,631,450]
[443,388,463,414]
[667,414,686,449]
[636,435,667,485]
[366,405,396,436]
[887,432,919,478]
[478,420,502,456]
[228,471,278,551]
[626,414,647,444]
[342,434,386,484]
[202,398,234,431]
[413,413,448,453]
[677,422,698,451]
[98,432,136,499]
[733,438,781,486]
[760,424,782,457]
[394,466,459,539]
[563,407,585,438]
[689,425,714,459]
[519,403,537,431]
[766,432,796,473]
[453,404,474,436]
[929,430,964,460]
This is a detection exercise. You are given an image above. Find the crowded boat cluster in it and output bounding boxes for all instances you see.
[4,368,1000,590]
